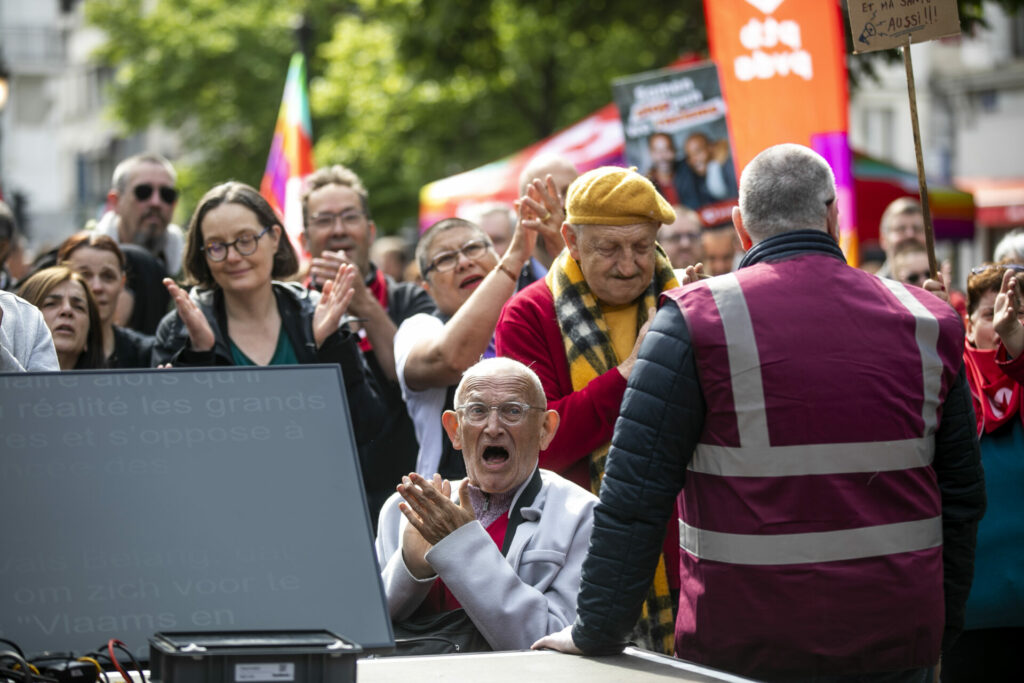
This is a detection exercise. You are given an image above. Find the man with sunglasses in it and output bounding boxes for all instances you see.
[95,153,183,277]
[375,356,597,652]
[890,240,931,286]
[301,164,437,530]
[394,215,536,483]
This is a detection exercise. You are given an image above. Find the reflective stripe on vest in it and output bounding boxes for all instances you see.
[690,437,935,477]
[679,516,943,565]
[683,273,945,564]
[706,273,770,446]
[878,278,944,435]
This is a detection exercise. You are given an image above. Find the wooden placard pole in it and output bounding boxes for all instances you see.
[902,36,939,279]
[848,0,962,281]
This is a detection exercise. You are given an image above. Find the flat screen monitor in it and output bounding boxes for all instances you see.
[0,365,394,659]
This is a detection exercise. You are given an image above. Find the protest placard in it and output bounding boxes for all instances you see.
[612,63,737,227]
[849,0,961,54]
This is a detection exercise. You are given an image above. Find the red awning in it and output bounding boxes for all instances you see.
[955,178,1024,229]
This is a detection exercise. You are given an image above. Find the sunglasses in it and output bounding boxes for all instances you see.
[132,183,179,204]
[903,271,932,286]
[970,263,1024,275]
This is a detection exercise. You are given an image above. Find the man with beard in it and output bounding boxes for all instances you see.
[95,153,184,277]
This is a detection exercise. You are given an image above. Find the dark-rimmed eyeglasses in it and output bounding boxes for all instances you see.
[424,239,490,276]
[970,263,1024,275]
[132,183,178,204]
[309,211,367,231]
[202,226,272,262]
[456,401,544,426]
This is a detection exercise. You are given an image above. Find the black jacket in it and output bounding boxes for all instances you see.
[152,281,387,449]
[110,325,155,368]
[341,267,438,530]
[572,230,986,659]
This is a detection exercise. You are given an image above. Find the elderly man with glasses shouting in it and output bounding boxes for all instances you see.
[393,213,537,483]
[95,153,184,277]
[375,356,598,653]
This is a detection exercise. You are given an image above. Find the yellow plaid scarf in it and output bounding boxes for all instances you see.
[545,245,678,655]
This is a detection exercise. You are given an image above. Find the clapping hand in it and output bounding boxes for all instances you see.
[312,263,357,349]
[163,278,215,352]
[397,472,475,546]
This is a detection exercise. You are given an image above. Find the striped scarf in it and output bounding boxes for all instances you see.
[545,245,678,655]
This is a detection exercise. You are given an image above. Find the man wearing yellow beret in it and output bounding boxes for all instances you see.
[494,166,679,654]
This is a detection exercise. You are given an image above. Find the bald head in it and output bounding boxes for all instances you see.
[455,357,546,408]
[518,154,579,198]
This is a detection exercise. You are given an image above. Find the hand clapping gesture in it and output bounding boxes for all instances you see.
[312,263,357,349]
[163,278,216,352]
[397,472,475,547]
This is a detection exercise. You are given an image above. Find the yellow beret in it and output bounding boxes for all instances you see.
[565,166,676,226]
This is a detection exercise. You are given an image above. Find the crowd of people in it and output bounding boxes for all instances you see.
[1,144,1022,682]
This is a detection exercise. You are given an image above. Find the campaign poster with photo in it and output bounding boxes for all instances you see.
[613,62,737,227]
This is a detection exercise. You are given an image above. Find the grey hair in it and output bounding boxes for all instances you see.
[738,144,836,242]
[415,217,490,279]
[454,357,546,409]
[994,228,1024,263]
[111,153,177,194]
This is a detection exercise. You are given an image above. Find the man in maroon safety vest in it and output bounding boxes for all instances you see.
[535,144,986,683]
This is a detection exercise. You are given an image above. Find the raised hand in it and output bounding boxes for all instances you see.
[162,278,215,352]
[994,268,1024,357]
[520,175,567,257]
[312,263,357,349]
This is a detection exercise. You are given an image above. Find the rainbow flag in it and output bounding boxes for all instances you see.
[260,53,314,259]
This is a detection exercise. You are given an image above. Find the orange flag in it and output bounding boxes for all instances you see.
[704,0,858,264]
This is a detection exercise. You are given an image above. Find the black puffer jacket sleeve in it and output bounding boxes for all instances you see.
[572,303,704,655]
[314,328,387,449]
[932,366,986,654]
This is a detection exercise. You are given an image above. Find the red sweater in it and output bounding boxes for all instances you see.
[495,279,627,490]
[496,279,680,591]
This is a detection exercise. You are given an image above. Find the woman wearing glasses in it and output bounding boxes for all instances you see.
[153,182,386,445]
[941,262,1024,682]
[57,232,155,368]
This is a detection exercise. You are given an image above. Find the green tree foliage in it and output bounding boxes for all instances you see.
[88,0,1021,230]
[87,0,704,229]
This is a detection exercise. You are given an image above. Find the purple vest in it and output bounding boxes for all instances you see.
[665,252,964,678]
